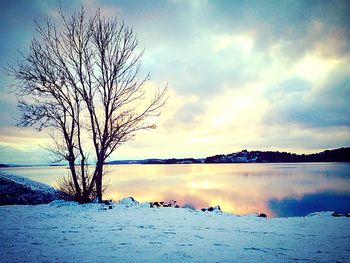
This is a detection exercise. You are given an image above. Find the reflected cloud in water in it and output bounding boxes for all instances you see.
[104,163,350,217]
[269,191,350,217]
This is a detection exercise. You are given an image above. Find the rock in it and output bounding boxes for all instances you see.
[331,212,344,217]
[201,206,221,212]
[258,213,267,218]
[163,200,177,207]
[150,200,177,208]
[150,201,161,208]
[346,213,350,217]
[103,200,112,205]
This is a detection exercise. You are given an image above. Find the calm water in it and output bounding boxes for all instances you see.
[2,162,350,217]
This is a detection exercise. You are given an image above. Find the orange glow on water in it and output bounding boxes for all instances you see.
[101,163,350,217]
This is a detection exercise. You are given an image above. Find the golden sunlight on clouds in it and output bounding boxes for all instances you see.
[212,33,254,58]
[119,84,271,158]
[208,92,263,127]
[188,137,212,144]
[0,127,49,149]
[294,55,340,82]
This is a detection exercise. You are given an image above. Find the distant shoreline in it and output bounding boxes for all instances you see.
[1,147,349,167]
[1,161,350,168]
[107,147,350,165]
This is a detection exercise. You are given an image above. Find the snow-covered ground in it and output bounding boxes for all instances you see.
[1,201,349,262]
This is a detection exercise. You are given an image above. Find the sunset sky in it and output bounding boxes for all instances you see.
[0,0,349,164]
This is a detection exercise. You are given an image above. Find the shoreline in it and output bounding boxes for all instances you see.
[1,161,350,168]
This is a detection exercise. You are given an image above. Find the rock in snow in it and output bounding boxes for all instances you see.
[201,206,221,212]
[258,213,267,218]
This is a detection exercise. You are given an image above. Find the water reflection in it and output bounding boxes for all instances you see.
[2,163,350,217]
[103,163,350,217]
[269,191,350,217]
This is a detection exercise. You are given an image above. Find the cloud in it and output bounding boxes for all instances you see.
[262,61,350,128]
[207,0,350,59]
[0,144,47,165]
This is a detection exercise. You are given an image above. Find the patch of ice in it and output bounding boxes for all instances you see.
[306,211,334,217]
[49,200,79,207]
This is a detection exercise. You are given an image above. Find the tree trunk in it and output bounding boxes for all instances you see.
[96,175,102,203]
[94,159,104,203]
[68,160,82,202]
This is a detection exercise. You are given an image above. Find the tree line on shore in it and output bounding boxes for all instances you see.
[107,147,350,164]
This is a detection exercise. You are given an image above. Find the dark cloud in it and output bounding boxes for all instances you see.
[132,0,350,98]
[0,145,47,165]
[262,67,350,128]
[208,0,350,58]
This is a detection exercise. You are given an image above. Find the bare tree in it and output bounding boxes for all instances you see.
[7,7,167,203]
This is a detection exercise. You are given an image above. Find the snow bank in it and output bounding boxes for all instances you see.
[0,201,349,262]
[0,172,70,205]
[0,172,57,194]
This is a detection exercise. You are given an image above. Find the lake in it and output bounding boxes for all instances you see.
[2,162,350,217]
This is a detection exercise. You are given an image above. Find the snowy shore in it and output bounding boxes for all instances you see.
[1,201,349,262]
[0,172,69,205]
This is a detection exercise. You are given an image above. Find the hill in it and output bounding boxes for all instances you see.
[205,147,350,163]
[107,147,350,165]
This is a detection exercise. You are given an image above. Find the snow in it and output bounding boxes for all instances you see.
[1,201,349,262]
[119,196,139,206]
[1,173,349,261]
